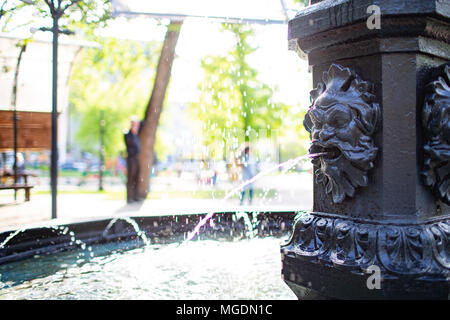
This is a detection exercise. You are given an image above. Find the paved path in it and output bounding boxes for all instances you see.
[0,172,313,232]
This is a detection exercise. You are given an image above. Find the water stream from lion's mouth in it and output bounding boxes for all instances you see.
[183,152,328,243]
[0,153,327,252]
[0,153,327,299]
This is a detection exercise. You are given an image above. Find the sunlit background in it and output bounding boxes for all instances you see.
[0,0,313,229]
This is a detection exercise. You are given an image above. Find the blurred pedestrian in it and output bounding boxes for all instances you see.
[77,158,90,187]
[14,152,26,183]
[212,169,218,186]
[239,146,257,205]
[15,152,25,174]
[124,116,142,203]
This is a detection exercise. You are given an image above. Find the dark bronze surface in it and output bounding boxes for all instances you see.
[422,64,450,206]
[282,212,449,299]
[283,0,450,299]
[304,63,379,203]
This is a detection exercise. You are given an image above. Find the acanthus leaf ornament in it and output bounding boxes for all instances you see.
[283,212,450,279]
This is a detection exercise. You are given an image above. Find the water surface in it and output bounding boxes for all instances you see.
[0,237,296,300]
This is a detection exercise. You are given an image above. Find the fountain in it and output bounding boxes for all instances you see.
[0,155,319,299]
[281,0,450,299]
[0,0,448,300]
[0,211,300,299]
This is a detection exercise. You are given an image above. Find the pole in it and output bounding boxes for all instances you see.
[13,103,17,199]
[36,1,74,219]
[99,110,105,191]
[12,43,26,198]
[51,14,59,219]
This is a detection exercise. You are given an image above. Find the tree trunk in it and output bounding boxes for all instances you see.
[137,20,183,199]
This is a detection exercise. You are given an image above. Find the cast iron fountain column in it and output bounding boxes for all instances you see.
[282,0,449,299]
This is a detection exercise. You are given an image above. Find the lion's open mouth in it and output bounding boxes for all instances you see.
[310,143,342,160]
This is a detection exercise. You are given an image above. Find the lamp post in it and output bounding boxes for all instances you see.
[30,1,76,219]
[11,43,27,200]
[50,14,59,220]
[99,110,105,191]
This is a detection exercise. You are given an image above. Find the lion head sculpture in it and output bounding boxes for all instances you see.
[304,63,380,204]
[422,64,450,205]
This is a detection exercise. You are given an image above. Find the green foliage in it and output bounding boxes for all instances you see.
[292,0,309,5]
[0,0,31,30]
[0,0,111,34]
[277,108,311,162]
[69,37,160,158]
[189,23,291,159]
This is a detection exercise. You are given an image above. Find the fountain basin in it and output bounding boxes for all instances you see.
[0,210,296,264]
[0,210,297,299]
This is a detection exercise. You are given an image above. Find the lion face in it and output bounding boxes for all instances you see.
[422,64,450,205]
[304,64,380,204]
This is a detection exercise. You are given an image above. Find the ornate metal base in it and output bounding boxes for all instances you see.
[281,212,450,299]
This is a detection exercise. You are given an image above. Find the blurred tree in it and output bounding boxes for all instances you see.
[1,0,111,171]
[69,37,160,158]
[2,0,111,113]
[0,0,110,34]
[277,108,310,163]
[293,0,309,5]
[189,23,290,161]
[137,20,183,199]
[0,0,29,21]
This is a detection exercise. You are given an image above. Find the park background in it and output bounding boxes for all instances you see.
[0,0,314,229]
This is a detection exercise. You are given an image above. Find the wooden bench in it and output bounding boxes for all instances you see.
[0,184,34,201]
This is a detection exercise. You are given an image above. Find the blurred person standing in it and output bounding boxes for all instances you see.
[14,152,26,183]
[124,116,142,203]
[15,152,26,174]
[240,146,257,205]
[77,158,90,187]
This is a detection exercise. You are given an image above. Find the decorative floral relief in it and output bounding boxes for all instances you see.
[304,63,380,204]
[378,226,431,275]
[428,221,450,269]
[422,64,450,205]
[283,212,450,278]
